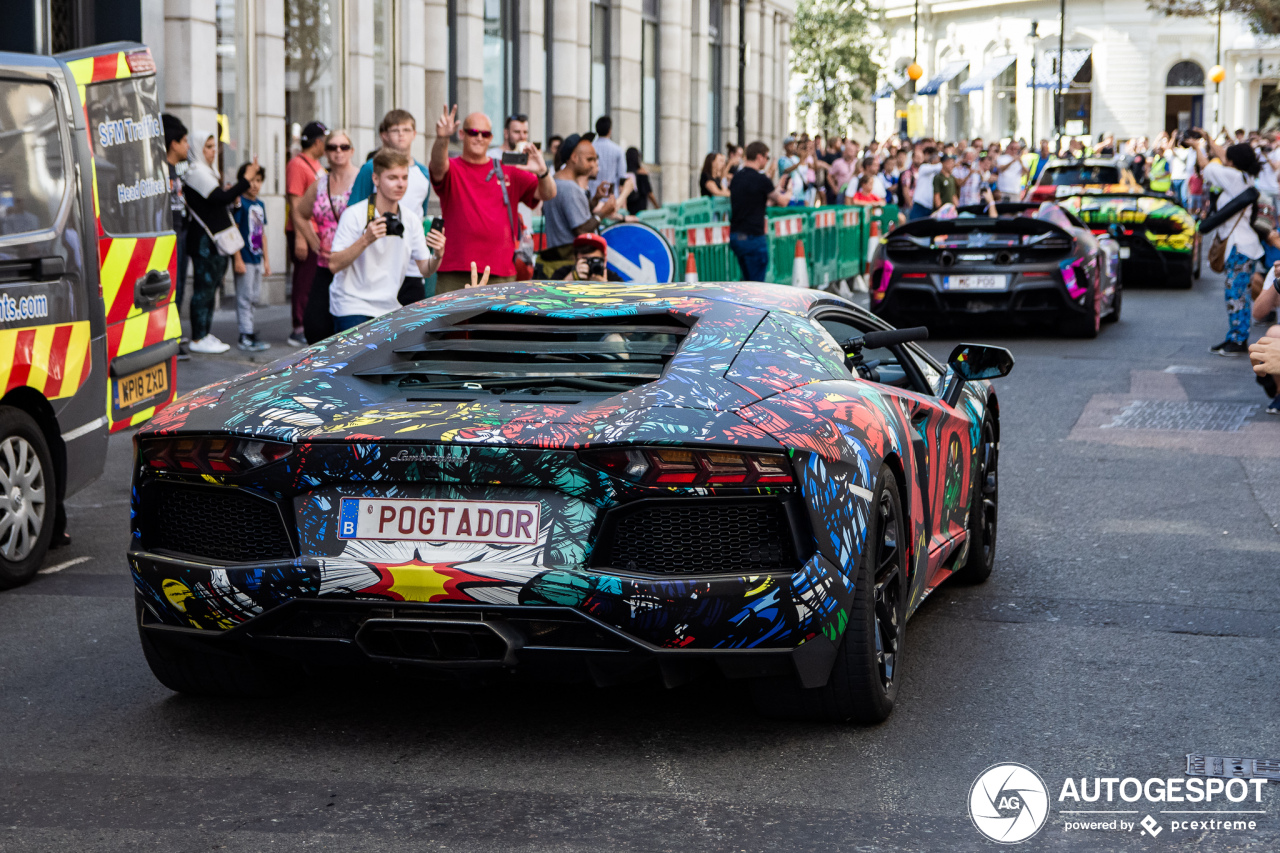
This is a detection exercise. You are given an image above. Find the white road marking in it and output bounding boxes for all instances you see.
[38,556,92,575]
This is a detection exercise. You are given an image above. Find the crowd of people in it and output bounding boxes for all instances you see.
[160,99,1279,414]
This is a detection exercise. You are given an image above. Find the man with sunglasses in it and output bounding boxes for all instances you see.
[430,106,556,294]
[347,110,435,302]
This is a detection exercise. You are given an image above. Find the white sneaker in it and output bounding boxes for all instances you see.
[189,334,231,354]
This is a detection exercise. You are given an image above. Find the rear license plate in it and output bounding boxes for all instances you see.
[943,274,1007,291]
[337,497,541,544]
[114,362,169,410]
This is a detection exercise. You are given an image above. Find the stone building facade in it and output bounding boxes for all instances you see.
[14,0,796,278]
[875,0,1280,145]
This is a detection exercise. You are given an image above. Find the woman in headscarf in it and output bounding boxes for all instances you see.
[182,130,260,354]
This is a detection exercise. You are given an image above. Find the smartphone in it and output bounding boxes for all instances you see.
[502,150,529,166]
[430,217,444,233]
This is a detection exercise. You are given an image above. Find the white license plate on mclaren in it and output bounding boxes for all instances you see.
[943,274,1007,291]
[337,498,540,544]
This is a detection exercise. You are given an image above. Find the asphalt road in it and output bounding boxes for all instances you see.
[2,272,1279,852]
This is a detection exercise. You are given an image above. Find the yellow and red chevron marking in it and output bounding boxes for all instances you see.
[98,234,176,325]
[0,321,92,401]
[106,301,182,433]
[840,210,860,227]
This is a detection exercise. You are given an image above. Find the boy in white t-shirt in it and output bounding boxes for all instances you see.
[328,149,446,332]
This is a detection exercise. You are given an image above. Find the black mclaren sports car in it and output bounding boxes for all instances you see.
[868,202,1122,337]
[131,282,1012,723]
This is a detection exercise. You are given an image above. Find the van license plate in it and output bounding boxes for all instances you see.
[338,497,541,544]
[115,362,169,410]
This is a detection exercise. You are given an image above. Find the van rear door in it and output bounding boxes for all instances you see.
[58,43,180,432]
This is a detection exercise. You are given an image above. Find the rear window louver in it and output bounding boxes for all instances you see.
[354,310,690,394]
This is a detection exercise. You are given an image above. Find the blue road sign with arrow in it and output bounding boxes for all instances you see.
[600,222,676,283]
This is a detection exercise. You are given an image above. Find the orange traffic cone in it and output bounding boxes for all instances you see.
[684,252,698,283]
[791,239,810,289]
[870,219,881,237]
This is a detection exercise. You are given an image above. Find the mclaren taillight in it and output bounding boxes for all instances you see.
[583,447,794,487]
[140,436,292,475]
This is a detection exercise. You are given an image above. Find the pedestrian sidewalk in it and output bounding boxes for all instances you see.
[182,301,301,368]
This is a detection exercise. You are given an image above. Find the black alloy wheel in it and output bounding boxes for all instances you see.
[749,463,907,724]
[952,416,998,584]
[870,483,906,693]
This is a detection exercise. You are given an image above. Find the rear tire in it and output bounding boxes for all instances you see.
[951,417,998,585]
[0,407,56,590]
[750,464,907,724]
[139,622,298,697]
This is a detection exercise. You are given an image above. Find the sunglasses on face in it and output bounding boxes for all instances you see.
[463,128,494,139]
[326,143,352,152]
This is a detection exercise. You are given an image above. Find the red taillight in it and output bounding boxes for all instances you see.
[1022,272,1053,278]
[902,273,928,279]
[583,447,794,487]
[140,435,292,475]
[125,49,156,74]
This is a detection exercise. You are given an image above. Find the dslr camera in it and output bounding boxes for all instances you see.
[382,211,405,238]
[585,256,607,278]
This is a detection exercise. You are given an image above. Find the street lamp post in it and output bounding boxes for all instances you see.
[1029,21,1038,150]
[1055,0,1065,150]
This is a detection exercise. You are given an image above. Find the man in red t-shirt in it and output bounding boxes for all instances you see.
[286,121,327,345]
[429,106,556,293]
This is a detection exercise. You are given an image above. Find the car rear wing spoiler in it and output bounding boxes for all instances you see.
[886,216,1073,244]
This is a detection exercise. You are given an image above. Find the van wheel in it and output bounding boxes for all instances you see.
[0,407,55,589]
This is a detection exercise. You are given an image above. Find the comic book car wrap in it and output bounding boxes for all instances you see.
[64,46,181,431]
[1053,186,1199,288]
[130,282,1000,697]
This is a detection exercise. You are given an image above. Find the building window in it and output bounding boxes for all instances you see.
[373,0,392,123]
[641,1,658,161]
[286,0,345,151]
[216,0,250,175]
[590,1,610,122]
[0,80,66,236]
[708,0,723,153]
[1167,61,1205,88]
[484,0,517,124]
[994,60,1017,138]
[1056,56,1092,136]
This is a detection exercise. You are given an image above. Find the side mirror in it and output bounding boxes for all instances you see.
[943,344,1014,405]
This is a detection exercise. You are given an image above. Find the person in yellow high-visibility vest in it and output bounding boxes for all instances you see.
[1148,148,1172,195]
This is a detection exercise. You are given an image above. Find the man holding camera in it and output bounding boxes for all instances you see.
[555,233,621,282]
[328,150,446,332]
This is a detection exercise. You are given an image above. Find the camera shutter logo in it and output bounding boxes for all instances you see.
[968,763,1050,844]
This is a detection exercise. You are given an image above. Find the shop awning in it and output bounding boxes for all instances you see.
[958,55,1016,94]
[874,72,908,100]
[916,60,970,96]
[1030,48,1091,88]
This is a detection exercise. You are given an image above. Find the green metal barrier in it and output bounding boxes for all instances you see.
[835,207,865,280]
[677,197,715,226]
[764,208,809,284]
[709,197,732,222]
[682,222,739,280]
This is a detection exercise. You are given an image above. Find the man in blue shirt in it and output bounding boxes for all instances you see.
[587,115,627,198]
